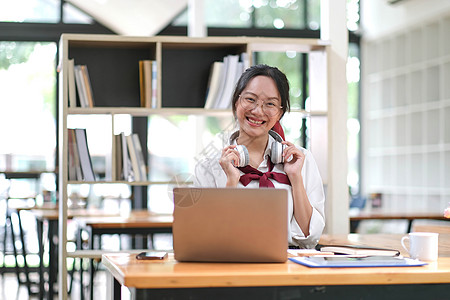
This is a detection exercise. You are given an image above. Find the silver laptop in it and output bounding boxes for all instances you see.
[172,187,288,263]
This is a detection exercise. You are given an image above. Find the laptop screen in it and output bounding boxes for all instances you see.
[172,187,288,263]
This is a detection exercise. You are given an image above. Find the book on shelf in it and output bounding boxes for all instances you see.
[316,244,400,257]
[139,60,151,108]
[214,54,239,109]
[67,129,76,180]
[120,132,134,182]
[114,134,123,181]
[131,133,147,181]
[151,60,157,108]
[67,128,82,181]
[67,128,96,181]
[139,60,157,108]
[114,132,147,182]
[71,63,95,108]
[240,52,250,71]
[67,59,77,108]
[126,134,141,181]
[204,53,247,109]
[81,65,95,107]
[74,128,96,181]
[209,56,228,109]
[73,65,87,107]
[139,60,145,107]
[204,61,224,109]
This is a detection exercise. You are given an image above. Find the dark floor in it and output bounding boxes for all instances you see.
[0,267,133,300]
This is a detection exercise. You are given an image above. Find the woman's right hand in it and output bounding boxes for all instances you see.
[219,145,241,187]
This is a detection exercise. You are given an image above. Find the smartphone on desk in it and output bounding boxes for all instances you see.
[136,251,168,260]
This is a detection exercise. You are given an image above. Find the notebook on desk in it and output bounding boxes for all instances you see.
[172,187,288,263]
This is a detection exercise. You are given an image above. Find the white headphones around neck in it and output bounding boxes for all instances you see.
[229,130,286,167]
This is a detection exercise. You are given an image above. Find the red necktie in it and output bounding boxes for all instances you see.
[238,158,291,188]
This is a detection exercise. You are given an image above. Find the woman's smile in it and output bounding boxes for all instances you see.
[246,116,266,126]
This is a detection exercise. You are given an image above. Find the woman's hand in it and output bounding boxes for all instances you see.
[219,145,241,187]
[281,141,305,180]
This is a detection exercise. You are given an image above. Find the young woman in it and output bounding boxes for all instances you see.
[195,64,325,249]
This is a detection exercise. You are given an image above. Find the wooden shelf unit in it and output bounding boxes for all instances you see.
[58,33,330,299]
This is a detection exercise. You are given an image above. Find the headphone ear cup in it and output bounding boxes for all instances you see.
[235,145,249,167]
[270,141,285,165]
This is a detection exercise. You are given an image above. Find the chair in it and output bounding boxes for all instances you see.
[349,195,367,233]
[1,172,40,295]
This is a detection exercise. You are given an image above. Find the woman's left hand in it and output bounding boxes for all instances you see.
[281,141,305,179]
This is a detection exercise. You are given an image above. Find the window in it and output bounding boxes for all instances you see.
[166,0,362,199]
[172,0,321,30]
[0,2,113,270]
[0,0,59,23]
[347,42,361,195]
[253,0,307,29]
[347,0,361,196]
[0,0,93,24]
[0,41,57,171]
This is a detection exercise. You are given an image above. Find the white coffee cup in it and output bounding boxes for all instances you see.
[401,232,439,261]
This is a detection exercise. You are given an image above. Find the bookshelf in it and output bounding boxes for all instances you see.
[58,34,331,298]
[362,12,450,215]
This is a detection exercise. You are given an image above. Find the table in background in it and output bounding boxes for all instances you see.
[102,233,450,300]
[73,211,173,300]
[350,211,449,233]
[74,210,173,252]
[31,207,120,300]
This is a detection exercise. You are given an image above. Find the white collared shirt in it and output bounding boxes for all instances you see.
[194,134,326,249]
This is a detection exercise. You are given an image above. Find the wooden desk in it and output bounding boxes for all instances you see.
[350,211,449,232]
[73,211,173,300]
[102,234,450,300]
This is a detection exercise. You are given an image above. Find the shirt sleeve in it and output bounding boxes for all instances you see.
[289,148,326,249]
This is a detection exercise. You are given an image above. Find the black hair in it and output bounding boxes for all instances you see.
[231,64,290,118]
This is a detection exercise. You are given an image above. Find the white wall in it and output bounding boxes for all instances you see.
[67,0,187,36]
[361,0,450,40]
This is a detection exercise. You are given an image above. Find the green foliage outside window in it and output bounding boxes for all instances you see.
[0,42,34,70]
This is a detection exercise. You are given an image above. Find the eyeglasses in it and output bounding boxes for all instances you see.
[238,94,283,117]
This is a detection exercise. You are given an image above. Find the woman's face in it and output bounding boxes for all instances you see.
[236,75,282,139]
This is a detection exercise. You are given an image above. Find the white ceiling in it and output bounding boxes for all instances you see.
[67,0,188,36]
